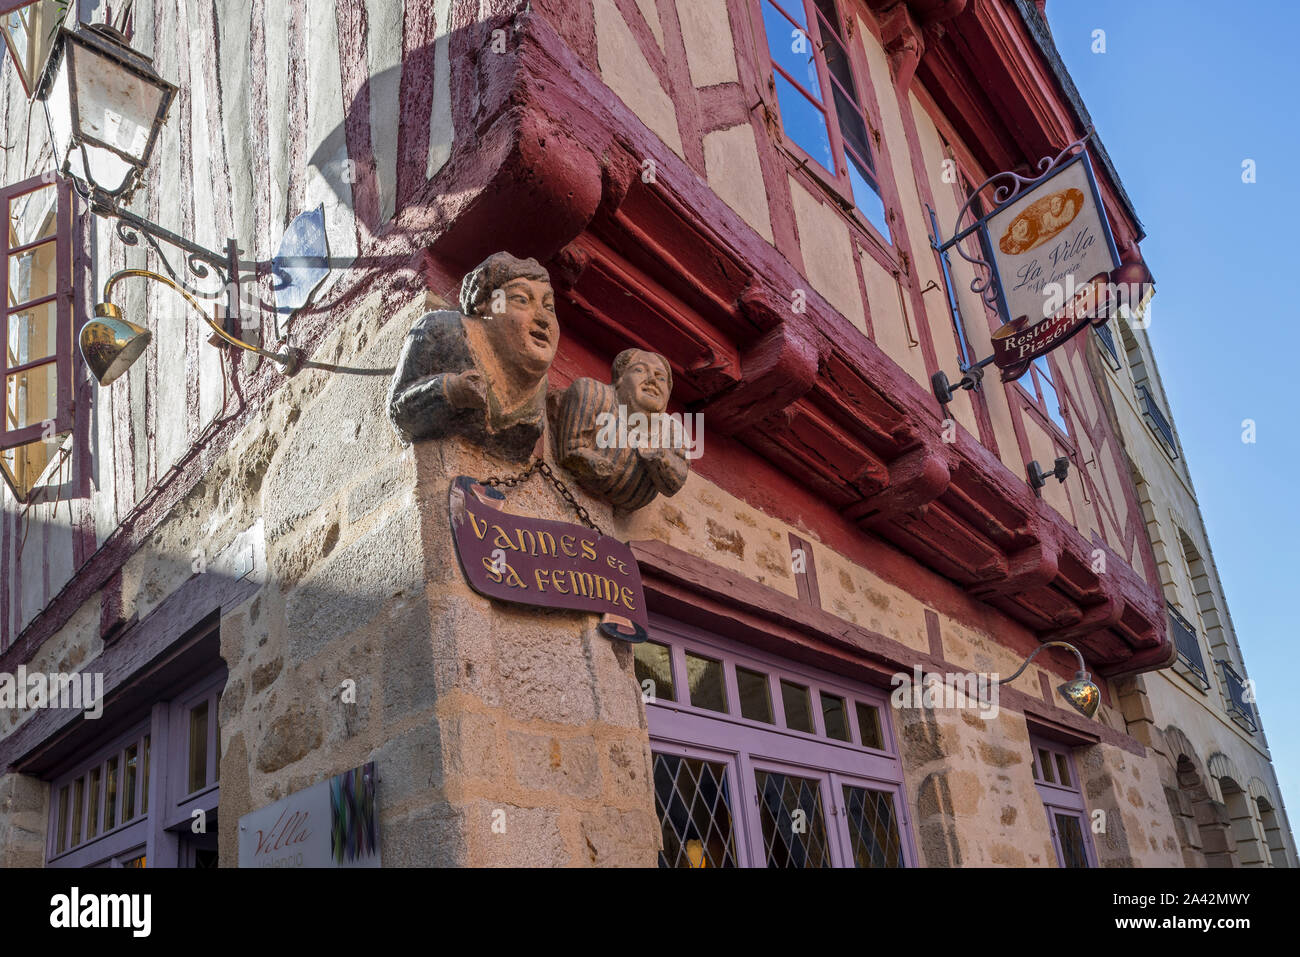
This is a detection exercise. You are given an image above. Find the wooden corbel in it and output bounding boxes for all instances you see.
[697,285,823,435]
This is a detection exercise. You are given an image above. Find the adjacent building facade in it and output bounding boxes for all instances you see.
[0,0,1289,867]
[1089,305,1296,867]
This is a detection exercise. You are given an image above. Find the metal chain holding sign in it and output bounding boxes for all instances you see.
[482,459,604,536]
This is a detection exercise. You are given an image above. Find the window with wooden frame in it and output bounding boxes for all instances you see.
[638,616,914,868]
[1029,733,1097,868]
[1,172,75,501]
[754,0,892,244]
[1019,354,1071,439]
[46,665,225,868]
[0,0,64,95]
[48,719,152,866]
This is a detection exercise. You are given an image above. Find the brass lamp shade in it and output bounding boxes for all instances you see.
[1058,672,1101,719]
[79,304,151,386]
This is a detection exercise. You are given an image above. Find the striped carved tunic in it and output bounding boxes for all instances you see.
[556,377,687,511]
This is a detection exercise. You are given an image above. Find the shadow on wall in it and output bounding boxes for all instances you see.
[0,475,457,865]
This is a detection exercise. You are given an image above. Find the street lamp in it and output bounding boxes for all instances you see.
[81,269,303,387]
[33,17,293,386]
[36,20,175,199]
[1000,640,1101,719]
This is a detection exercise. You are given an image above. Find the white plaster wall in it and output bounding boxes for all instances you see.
[0,0,454,638]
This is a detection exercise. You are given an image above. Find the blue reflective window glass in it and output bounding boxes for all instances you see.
[772,72,834,174]
[847,152,890,241]
[763,0,820,99]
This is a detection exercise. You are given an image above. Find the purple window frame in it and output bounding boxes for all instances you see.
[46,717,151,868]
[45,666,224,868]
[1029,732,1098,868]
[644,613,916,867]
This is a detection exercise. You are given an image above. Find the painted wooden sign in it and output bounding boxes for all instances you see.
[449,475,649,642]
[985,152,1120,329]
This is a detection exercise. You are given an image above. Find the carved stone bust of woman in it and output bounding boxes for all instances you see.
[388,253,559,462]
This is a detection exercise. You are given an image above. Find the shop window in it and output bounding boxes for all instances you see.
[641,617,914,868]
[1029,733,1097,868]
[46,666,224,868]
[755,0,892,242]
[47,720,151,867]
[2,173,76,501]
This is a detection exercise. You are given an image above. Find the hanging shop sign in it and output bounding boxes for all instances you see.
[238,762,380,868]
[984,151,1120,330]
[928,136,1153,401]
[449,475,649,643]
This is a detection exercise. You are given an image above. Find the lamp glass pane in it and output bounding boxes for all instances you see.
[71,43,162,162]
[43,48,75,172]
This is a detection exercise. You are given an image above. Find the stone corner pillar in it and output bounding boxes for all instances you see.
[0,771,49,868]
[409,437,660,867]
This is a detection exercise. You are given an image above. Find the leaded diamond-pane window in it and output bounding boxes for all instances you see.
[756,770,831,867]
[843,785,904,868]
[653,753,738,868]
[644,622,913,867]
[1054,812,1089,869]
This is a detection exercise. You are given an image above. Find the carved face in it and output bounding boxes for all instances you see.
[615,351,670,414]
[481,277,558,382]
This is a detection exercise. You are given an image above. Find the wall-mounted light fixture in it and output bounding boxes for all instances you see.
[37,20,175,199]
[36,17,261,374]
[80,269,305,387]
[999,640,1100,719]
[1027,457,1070,492]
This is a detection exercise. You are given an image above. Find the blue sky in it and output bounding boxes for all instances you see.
[1045,1,1300,832]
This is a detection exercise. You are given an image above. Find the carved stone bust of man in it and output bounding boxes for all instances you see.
[388,252,558,462]
[556,349,690,511]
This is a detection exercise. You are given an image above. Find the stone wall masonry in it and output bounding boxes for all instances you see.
[1075,742,1183,867]
[0,771,47,867]
[410,436,660,866]
[217,291,437,866]
[897,703,1054,867]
